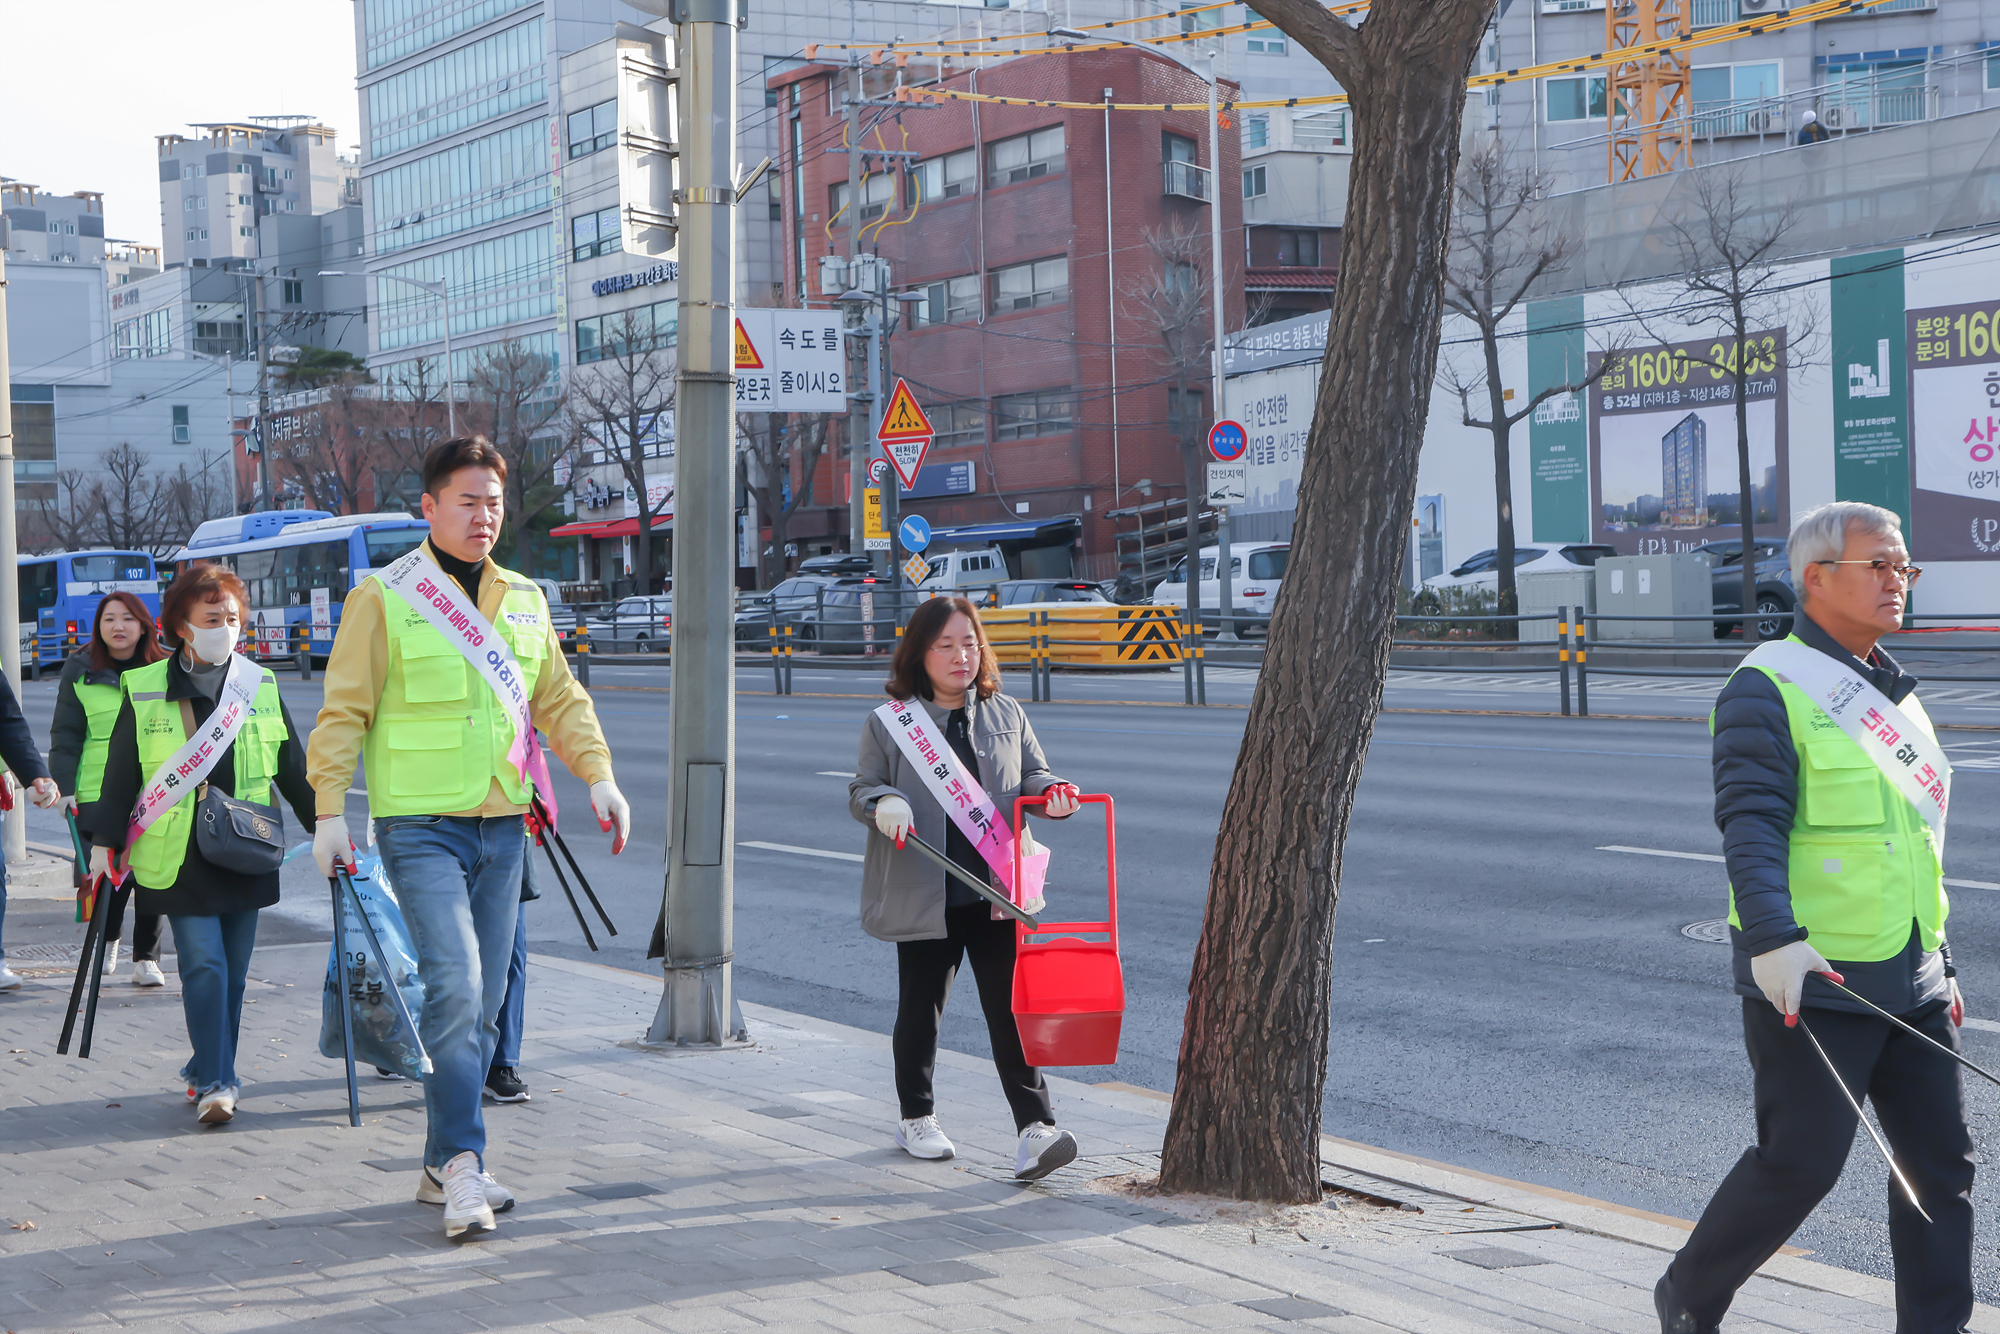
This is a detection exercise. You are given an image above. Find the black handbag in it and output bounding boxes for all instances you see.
[178,699,287,875]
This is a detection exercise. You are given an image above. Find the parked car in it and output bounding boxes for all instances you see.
[1690,537,1795,638]
[918,546,1010,599]
[586,595,674,652]
[1149,542,1289,634]
[811,576,897,655]
[1421,543,1616,592]
[797,553,875,576]
[734,574,837,645]
[996,580,1110,606]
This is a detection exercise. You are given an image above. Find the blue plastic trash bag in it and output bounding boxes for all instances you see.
[319,854,427,1079]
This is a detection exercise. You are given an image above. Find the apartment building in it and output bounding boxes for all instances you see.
[772,47,1245,569]
[156,119,358,270]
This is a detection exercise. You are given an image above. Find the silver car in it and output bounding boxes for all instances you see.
[586,595,674,652]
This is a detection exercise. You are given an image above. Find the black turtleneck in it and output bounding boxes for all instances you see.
[431,543,485,605]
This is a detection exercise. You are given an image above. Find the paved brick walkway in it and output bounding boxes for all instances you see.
[3,939,1994,1334]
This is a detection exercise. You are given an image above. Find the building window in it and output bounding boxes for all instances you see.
[284,199,296,211]
[1293,110,1348,148]
[912,148,976,203]
[284,169,295,180]
[1246,32,1286,54]
[198,197,208,210]
[990,257,1068,314]
[1243,115,1269,150]
[931,401,985,447]
[831,173,895,221]
[571,205,622,261]
[1275,229,1320,266]
[237,164,250,175]
[1166,386,1205,437]
[1691,61,1783,135]
[185,228,198,241]
[366,18,546,158]
[282,279,304,304]
[115,308,172,358]
[182,164,200,179]
[239,226,254,237]
[1988,52,2000,90]
[1821,60,1924,129]
[574,298,677,365]
[1243,165,1267,199]
[171,405,191,444]
[184,198,195,212]
[1179,2,1223,32]
[986,126,1064,189]
[567,98,618,158]
[915,275,981,326]
[993,387,1073,440]
[1545,75,1608,122]
[237,194,250,206]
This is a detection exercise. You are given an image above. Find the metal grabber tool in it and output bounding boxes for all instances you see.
[1795,1014,1932,1223]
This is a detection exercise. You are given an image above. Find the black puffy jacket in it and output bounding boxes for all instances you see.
[1714,610,1949,1017]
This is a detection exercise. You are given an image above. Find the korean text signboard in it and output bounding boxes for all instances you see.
[1907,299,2000,559]
[1831,251,1910,531]
[734,308,846,412]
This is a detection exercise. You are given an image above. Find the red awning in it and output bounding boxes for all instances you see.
[548,513,673,538]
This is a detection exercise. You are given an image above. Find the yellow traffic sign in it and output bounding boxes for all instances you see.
[877,378,934,440]
[734,318,764,369]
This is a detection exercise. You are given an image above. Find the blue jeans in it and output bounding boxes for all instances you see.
[171,911,259,1097]
[376,814,525,1170]
[494,905,527,1069]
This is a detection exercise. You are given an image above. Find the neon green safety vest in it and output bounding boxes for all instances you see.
[1718,634,1948,963]
[360,561,549,817]
[123,657,287,891]
[73,679,123,804]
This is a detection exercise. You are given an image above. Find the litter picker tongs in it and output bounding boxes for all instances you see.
[898,830,1040,930]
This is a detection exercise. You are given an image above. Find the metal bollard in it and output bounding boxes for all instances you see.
[782,621,795,695]
[1575,614,1590,718]
[573,612,592,687]
[1557,605,1572,717]
[1181,611,1195,706]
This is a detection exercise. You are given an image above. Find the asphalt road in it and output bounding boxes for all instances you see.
[14,659,2000,1297]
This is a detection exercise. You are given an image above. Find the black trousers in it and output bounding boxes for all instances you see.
[1669,998,1975,1333]
[893,902,1053,1132]
[99,892,163,961]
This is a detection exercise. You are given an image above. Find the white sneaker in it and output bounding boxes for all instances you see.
[102,941,121,976]
[195,1089,236,1125]
[132,960,167,988]
[0,965,21,991]
[416,1163,515,1213]
[1014,1124,1078,1181]
[440,1151,497,1239]
[894,1115,955,1161]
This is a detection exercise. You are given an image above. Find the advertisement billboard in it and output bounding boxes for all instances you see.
[1907,298,2000,559]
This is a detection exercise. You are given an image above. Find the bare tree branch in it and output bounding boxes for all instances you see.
[567,309,678,594]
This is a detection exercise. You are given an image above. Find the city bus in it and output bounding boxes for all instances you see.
[171,511,430,660]
[20,550,161,669]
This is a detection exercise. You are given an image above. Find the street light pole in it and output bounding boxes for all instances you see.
[318,270,455,435]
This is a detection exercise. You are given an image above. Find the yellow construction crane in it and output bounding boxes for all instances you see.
[1608,0,1692,180]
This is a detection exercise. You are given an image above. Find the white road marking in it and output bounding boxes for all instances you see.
[817,770,857,778]
[1599,844,2000,891]
[740,840,863,863]
[1963,1018,2000,1034]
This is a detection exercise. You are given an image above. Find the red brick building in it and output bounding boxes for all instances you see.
[769,48,1245,576]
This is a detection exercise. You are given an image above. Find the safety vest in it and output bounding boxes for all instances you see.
[1719,636,1948,963]
[73,679,123,804]
[360,560,549,817]
[123,657,287,890]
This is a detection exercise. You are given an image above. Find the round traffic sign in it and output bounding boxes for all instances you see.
[898,514,932,553]
[1208,419,1248,462]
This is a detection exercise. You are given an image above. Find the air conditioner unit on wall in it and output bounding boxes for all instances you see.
[1739,0,1789,10]
[1822,104,1846,128]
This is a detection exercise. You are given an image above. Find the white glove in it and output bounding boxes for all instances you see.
[89,845,113,879]
[313,815,356,877]
[28,777,59,810]
[590,780,631,855]
[1750,939,1842,1024]
[55,793,79,816]
[1042,783,1082,818]
[873,794,913,848]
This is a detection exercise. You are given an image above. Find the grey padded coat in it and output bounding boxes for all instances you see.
[848,691,1067,941]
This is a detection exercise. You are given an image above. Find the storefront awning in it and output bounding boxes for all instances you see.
[549,514,673,539]
[926,514,1081,546]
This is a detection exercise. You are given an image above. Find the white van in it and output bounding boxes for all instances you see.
[920,546,1010,598]
[1150,542,1290,633]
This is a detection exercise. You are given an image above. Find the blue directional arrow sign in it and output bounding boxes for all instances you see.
[1208,419,1248,463]
[898,514,932,553]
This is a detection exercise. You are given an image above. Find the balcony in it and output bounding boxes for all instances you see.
[1163,159,1210,202]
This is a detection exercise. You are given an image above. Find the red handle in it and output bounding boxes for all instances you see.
[1012,792,1117,951]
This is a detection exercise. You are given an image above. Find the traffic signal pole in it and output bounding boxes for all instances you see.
[648,0,745,1047]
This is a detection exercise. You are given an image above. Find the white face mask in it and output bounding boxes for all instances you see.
[186,624,238,665]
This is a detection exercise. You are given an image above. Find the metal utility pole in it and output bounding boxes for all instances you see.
[252,270,272,510]
[0,252,24,863]
[844,62,870,566]
[647,0,746,1047]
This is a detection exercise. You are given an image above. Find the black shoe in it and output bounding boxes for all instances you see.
[483,1066,530,1103]
[1654,1272,1719,1334]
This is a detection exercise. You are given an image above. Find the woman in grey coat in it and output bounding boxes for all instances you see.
[850,595,1083,1181]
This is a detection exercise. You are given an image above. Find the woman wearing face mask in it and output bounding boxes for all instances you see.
[49,591,169,986]
[90,565,318,1125]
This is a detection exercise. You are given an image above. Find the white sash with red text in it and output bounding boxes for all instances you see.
[124,652,262,848]
[1742,638,1951,850]
[874,698,1048,910]
[375,548,557,814]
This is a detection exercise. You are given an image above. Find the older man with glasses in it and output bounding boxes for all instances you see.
[1655,502,1971,1334]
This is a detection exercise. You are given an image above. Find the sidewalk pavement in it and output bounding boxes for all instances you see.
[3,937,1994,1334]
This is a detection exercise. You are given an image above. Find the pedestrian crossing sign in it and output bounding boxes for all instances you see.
[876,378,934,489]
[734,319,764,369]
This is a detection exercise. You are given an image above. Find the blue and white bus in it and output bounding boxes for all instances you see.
[170,511,430,659]
[21,550,161,668]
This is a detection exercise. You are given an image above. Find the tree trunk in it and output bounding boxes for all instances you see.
[1492,419,1518,638]
[1158,0,1493,1205]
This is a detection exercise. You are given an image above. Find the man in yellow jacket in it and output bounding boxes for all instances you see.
[308,436,630,1240]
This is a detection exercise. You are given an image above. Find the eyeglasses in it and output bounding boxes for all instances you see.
[1815,559,1923,585]
[928,640,980,657]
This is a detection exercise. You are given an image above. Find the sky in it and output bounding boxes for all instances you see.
[1,1,360,251]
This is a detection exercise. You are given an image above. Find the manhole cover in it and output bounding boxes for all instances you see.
[1681,919,1731,944]
[8,942,86,962]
